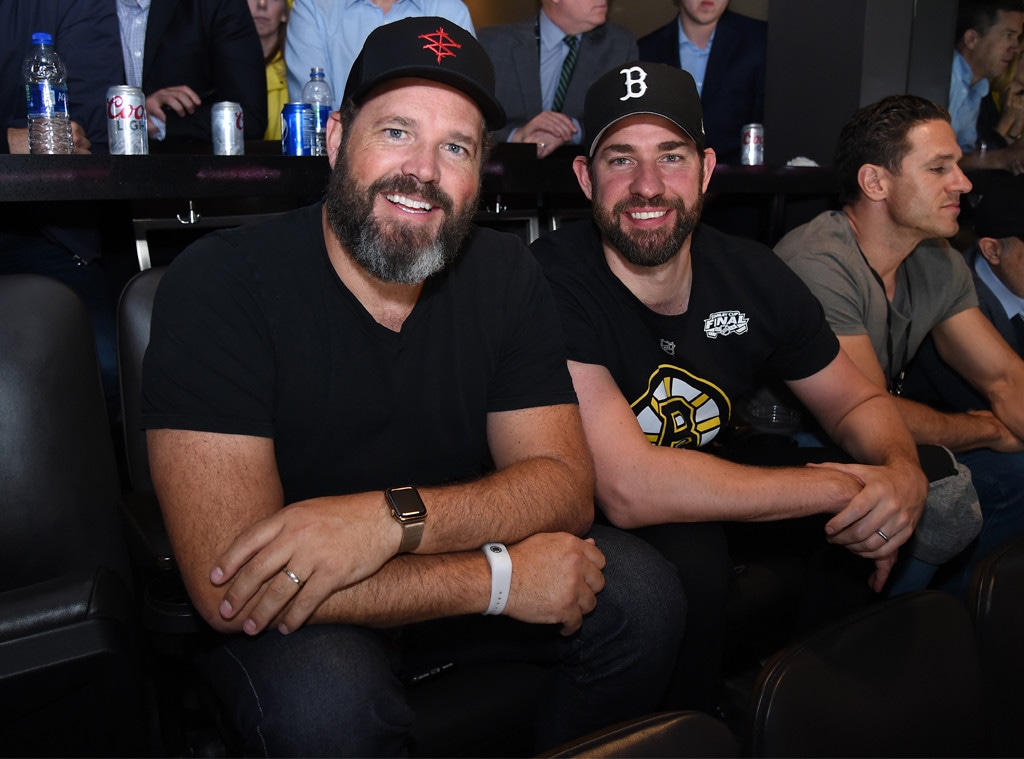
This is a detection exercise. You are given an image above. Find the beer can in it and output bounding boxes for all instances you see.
[212,101,244,155]
[106,85,148,155]
[281,102,313,156]
[741,123,764,166]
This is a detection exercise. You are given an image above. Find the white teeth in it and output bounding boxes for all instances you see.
[630,210,667,220]
[386,194,433,211]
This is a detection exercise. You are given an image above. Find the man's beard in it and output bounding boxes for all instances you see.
[593,191,703,268]
[325,149,479,285]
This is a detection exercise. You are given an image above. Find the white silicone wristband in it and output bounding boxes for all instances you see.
[481,542,512,615]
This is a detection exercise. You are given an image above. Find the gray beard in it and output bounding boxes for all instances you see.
[324,149,479,285]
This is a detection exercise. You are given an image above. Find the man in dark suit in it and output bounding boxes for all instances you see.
[117,0,267,145]
[1,0,121,153]
[479,0,637,158]
[1,0,124,415]
[639,0,766,163]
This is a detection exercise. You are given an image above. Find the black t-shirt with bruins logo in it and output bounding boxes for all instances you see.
[532,220,838,450]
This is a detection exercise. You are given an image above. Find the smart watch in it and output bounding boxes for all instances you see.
[384,486,427,553]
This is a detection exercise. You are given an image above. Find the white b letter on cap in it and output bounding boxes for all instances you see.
[620,66,648,101]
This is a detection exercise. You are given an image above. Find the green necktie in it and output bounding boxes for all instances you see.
[551,35,579,113]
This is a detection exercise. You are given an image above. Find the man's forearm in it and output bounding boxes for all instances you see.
[415,453,592,554]
[309,550,489,628]
[895,395,1010,452]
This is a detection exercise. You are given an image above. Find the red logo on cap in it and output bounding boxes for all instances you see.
[419,27,461,64]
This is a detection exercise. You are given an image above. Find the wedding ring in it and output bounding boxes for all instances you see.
[538,142,546,149]
[282,568,304,586]
[876,529,890,542]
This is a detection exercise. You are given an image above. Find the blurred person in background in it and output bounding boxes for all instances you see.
[638,0,766,164]
[116,0,267,145]
[950,0,1024,173]
[1,0,124,417]
[249,0,292,140]
[978,39,1024,149]
[284,0,475,105]
[479,0,638,158]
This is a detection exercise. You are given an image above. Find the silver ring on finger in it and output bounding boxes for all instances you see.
[876,529,890,542]
[282,567,304,587]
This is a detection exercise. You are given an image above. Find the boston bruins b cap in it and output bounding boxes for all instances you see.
[583,61,705,156]
[344,16,506,130]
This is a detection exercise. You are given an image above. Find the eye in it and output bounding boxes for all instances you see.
[386,128,407,140]
[661,153,683,163]
[443,142,467,156]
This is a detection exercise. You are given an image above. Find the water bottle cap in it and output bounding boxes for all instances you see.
[310,67,325,78]
[31,32,54,46]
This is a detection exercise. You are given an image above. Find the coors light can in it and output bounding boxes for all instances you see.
[212,101,244,155]
[740,123,764,165]
[106,86,148,155]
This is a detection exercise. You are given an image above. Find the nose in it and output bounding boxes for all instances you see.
[950,163,972,194]
[401,142,441,186]
[629,159,666,199]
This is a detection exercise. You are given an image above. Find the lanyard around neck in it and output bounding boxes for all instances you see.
[856,247,913,396]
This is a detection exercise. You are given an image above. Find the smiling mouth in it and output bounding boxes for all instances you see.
[386,193,434,212]
[629,209,668,220]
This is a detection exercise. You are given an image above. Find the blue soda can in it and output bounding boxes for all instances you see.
[281,102,313,156]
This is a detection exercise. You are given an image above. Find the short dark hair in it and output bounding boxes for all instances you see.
[955,0,1024,43]
[833,95,950,205]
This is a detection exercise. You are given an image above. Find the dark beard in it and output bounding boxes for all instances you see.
[324,147,479,285]
[593,191,703,268]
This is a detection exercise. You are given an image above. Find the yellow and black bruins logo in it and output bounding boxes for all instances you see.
[630,364,731,448]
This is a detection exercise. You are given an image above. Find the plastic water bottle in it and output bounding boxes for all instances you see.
[301,67,333,157]
[22,32,74,154]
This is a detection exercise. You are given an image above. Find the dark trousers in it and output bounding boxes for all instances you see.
[195,525,686,757]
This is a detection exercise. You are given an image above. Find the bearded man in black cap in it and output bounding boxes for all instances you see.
[142,19,683,757]
[531,62,929,715]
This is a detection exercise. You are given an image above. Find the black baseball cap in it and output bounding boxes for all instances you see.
[973,176,1024,240]
[344,16,506,130]
[583,62,705,156]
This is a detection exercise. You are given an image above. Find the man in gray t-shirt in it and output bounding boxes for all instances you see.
[776,94,1024,598]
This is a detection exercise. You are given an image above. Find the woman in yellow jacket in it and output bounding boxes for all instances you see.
[248,0,291,140]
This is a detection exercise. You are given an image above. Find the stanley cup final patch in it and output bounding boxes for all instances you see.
[703,310,749,339]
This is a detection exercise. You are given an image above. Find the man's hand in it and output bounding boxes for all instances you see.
[210,492,401,636]
[503,532,605,635]
[7,121,91,154]
[818,460,926,552]
[146,85,202,134]
[966,409,1024,452]
[511,111,577,158]
[811,458,927,590]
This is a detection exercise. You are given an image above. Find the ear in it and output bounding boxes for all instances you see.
[857,164,888,202]
[701,147,717,192]
[572,155,594,200]
[977,236,1002,266]
[326,110,343,168]
[962,28,981,50]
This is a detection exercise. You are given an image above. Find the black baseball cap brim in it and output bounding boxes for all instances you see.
[344,17,506,131]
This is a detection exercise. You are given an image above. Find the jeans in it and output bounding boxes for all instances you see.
[933,448,1024,600]
[196,524,686,757]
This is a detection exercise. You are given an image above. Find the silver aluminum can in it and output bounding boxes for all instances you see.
[212,101,244,155]
[106,85,148,155]
[740,123,764,165]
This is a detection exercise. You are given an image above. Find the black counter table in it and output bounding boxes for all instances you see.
[0,143,840,268]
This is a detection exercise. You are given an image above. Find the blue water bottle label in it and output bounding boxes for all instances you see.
[25,82,69,118]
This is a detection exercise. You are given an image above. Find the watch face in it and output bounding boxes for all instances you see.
[387,486,427,521]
